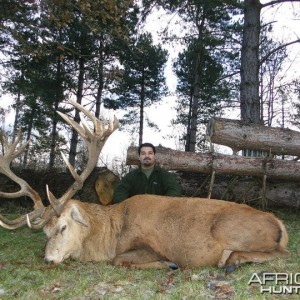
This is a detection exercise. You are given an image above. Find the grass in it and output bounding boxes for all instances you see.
[0,208,299,299]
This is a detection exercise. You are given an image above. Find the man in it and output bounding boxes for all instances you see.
[112,143,181,203]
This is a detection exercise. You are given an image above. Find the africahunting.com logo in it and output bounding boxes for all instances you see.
[248,272,300,294]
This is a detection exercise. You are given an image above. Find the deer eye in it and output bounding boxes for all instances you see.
[61,225,67,233]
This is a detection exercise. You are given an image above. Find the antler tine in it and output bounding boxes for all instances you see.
[0,130,44,208]
[57,111,85,138]
[20,184,61,230]
[37,100,119,219]
[46,185,61,216]
[0,129,46,229]
[103,116,119,140]
[60,151,81,183]
[0,207,45,229]
[5,128,29,160]
[66,99,119,141]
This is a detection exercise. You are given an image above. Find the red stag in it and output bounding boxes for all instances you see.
[0,101,289,272]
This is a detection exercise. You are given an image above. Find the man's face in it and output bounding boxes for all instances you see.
[139,146,155,169]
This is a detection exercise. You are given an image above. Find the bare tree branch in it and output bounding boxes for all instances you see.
[262,0,300,9]
[260,39,300,65]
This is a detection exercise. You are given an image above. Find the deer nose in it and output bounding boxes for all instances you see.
[44,257,53,264]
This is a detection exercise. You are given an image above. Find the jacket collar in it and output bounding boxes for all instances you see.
[138,165,161,173]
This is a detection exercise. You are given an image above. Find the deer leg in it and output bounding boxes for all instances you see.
[127,261,178,270]
[112,249,178,270]
[224,249,289,273]
[227,249,289,265]
[217,249,233,267]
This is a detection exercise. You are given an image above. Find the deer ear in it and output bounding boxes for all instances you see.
[70,205,88,227]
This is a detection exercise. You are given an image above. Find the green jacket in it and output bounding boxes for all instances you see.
[112,166,181,203]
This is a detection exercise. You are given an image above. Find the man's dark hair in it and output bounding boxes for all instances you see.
[138,143,156,155]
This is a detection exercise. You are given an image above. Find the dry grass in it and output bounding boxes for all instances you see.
[0,208,299,299]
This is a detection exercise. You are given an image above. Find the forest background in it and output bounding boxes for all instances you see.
[0,0,300,173]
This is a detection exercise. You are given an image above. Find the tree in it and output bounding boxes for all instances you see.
[5,55,63,167]
[239,0,300,157]
[173,39,232,151]
[0,0,40,138]
[142,0,242,151]
[41,0,138,168]
[291,79,300,128]
[1,0,70,168]
[1,0,139,169]
[240,0,300,124]
[106,33,168,145]
[259,25,289,127]
[240,0,261,123]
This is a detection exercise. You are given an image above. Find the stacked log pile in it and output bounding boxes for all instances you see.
[126,118,300,208]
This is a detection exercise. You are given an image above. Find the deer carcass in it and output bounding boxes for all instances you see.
[42,195,289,271]
[0,101,289,271]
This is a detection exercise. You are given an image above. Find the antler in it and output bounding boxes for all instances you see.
[0,99,119,229]
[0,129,46,229]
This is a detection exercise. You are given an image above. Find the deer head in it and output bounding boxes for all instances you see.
[0,99,119,230]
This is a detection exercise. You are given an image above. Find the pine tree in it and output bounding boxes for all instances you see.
[106,33,168,145]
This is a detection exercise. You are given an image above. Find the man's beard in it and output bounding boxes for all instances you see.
[142,159,152,167]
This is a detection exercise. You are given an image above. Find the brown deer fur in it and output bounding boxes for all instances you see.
[43,195,289,270]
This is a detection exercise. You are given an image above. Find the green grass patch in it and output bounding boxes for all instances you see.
[0,208,299,299]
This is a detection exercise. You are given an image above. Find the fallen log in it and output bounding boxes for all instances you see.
[206,117,300,156]
[126,148,300,208]
[179,173,300,209]
[126,146,300,181]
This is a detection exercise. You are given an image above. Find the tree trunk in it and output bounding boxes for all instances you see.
[95,46,104,119]
[139,69,145,145]
[49,100,59,168]
[23,110,34,168]
[186,17,205,152]
[49,58,63,169]
[126,146,300,181]
[95,60,103,119]
[69,56,85,168]
[12,83,22,142]
[189,61,200,152]
[185,94,193,152]
[207,117,300,156]
[240,0,262,123]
